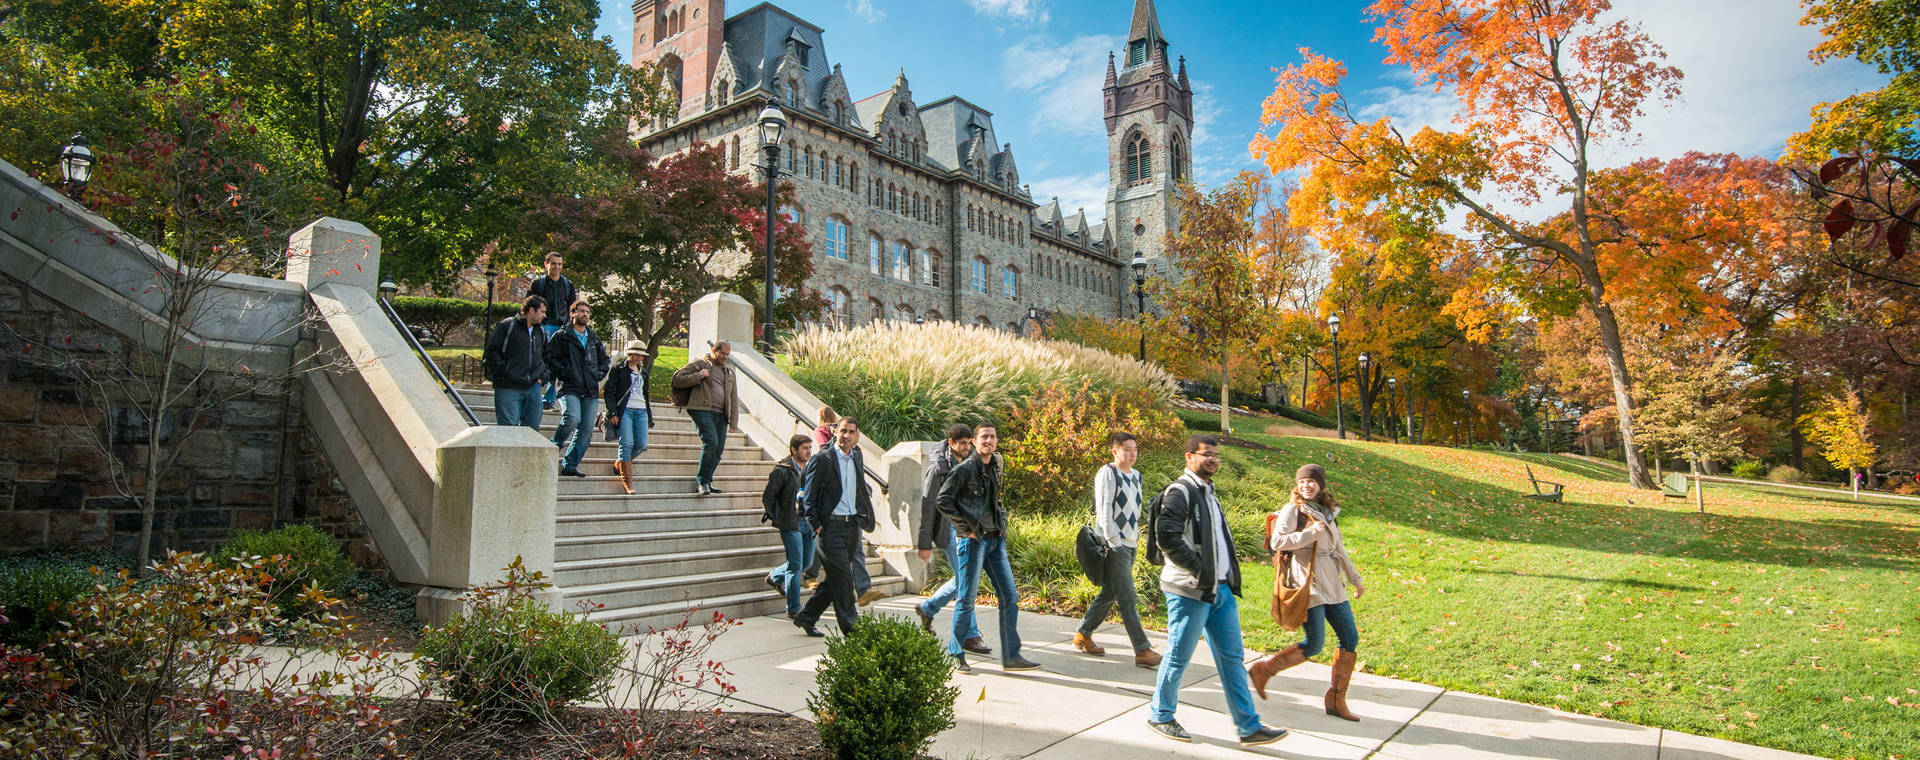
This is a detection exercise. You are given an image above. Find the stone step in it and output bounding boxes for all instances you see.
[556,460,772,484]
[568,440,768,460]
[559,473,766,496]
[555,525,780,562]
[557,509,767,536]
[555,492,762,515]
[571,560,908,633]
[554,544,789,586]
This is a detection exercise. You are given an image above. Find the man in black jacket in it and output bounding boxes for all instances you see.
[1145,435,1285,747]
[528,252,576,411]
[912,425,983,646]
[763,434,815,618]
[935,424,1040,674]
[542,298,608,477]
[482,296,550,429]
[793,417,875,637]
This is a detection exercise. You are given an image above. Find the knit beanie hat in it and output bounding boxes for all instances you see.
[1295,464,1328,489]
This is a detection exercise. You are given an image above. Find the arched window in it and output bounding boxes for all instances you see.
[1002,266,1019,301]
[921,249,941,287]
[892,241,912,281]
[661,54,685,113]
[1171,135,1187,181]
[926,309,943,321]
[803,148,814,179]
[728,136,739,169]
[832,159,842,188]
[1125,132,1152,185]
[828,288,851,328]
[869,298,883,325]
[785,140,796,173]
[823,216,850,260]
[897,304,915,322]
[869,234,883,275]
[971,257,990,295]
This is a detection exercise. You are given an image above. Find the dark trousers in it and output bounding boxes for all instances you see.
[798,518,861,634]
[805,534,870,591]
[1077,545,1151,652]
[687,409,727,486]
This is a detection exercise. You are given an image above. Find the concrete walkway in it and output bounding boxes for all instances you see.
[689,595,1821,760]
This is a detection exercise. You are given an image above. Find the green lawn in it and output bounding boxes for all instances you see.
[1040,431,1918,759]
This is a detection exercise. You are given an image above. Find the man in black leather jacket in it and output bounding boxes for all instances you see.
[935,424,1040,674]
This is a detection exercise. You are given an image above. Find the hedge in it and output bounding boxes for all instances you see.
[390,297,492,344]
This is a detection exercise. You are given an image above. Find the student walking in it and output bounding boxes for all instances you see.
[543,299,608,478]
[936,424,1040,674]
[1073,432,1162,668]
[527,252,576,412]
[1146,436,1286,747]
[793,417,876,637]
[671,341,737,495]
[913,425,983,646]
[601,341,655,494]
[482,296,550,429]
[763,435,815,618]
[1246,463,1366,722]
[812,406,837,448]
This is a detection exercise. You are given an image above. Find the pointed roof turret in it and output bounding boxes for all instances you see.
[1105,52,1118,86]
[1129,0,1166,45]
[1177,55,1189,87]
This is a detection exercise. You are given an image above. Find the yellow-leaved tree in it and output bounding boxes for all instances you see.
[1801,390,1879,500]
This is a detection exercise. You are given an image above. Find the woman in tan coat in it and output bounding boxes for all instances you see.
[1246,463,1366,721]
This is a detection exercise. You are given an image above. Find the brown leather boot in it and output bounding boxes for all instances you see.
[1133,647,1162,669]
[1325,649,1359,721]
[1072,633,1106,656]
[1247,644,1308,700]
[616,459,634,495]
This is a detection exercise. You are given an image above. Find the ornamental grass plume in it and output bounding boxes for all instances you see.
[782,321,1176,447]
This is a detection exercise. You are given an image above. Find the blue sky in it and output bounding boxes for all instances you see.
[597,0,1887,225]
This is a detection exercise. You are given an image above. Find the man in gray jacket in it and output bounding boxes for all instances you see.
[912,424,983,648]
[1146,435,1285,748]
[670,341,737,495]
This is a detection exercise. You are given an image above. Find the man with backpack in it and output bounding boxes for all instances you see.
[1143,435,1286,747]
[543,298,608,478]
[1072,432,1161,668]
[528,252,576,411]
[482,296,550,429]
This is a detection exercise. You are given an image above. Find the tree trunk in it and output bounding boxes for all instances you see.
[1219,357,1232,434]
[1589,301,1654,488]
[1300,355,1311,410]
[1692,459,1704,513]
[1789,378,1805,470]
[1850,467,1859,501]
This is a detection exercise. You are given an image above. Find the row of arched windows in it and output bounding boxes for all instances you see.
[1124,130,1188,186]
[966,204,1023,242]
[1035,254,1119,296]
[869,178,942,224]
[821,288,943,328]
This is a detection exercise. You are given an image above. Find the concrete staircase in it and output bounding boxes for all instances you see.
[453,388,908,633]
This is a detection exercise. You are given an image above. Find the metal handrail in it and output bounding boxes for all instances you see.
[377,294,481,427]
[727,352,890,495]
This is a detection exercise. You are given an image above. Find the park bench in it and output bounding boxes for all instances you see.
[1661,472,1690,498]
[1523,465,1565,503]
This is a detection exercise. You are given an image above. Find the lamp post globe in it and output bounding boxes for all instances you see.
[757,101,787,354]
[1130,253,1148,361]
[1328,314,1344,439]
[59,134,94,200]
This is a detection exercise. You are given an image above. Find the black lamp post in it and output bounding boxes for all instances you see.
[1386,376,1399,444]
[483,265,500,326]
[1130,253,1148,361]
[757,100,788,354]
[378,279,398,303]
[1358,352,1371,440]
[1462,388,1473,447]
[59,134,94,201]
[1328,314,1344,440]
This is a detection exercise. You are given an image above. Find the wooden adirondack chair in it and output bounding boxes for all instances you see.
[1661,472,1690,498]
[1524,465,1565,503]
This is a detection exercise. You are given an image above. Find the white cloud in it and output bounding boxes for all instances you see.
[966,0,1050,26]
[1189,80,1220,146]
[1026,173,1109,225]
[1002,34,1120,139]
[846,0,885,23]
[1353,71,1458,136]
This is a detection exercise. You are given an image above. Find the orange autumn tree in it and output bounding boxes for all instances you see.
[1250,0,1682,488]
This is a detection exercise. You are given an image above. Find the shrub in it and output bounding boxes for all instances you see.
[1766,465,1806,484]
[215,524,355,617]
[391,295,489,344]
[0,548,130,648]
[417,559,624,723]
[784,320,1176,447]
[807,613,957,760]
[1001,382,1184,516]
[1731,460,1767,479]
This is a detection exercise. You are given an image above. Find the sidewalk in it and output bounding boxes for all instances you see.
[688,595,1822,760]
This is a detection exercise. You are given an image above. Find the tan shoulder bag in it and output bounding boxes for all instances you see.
[1266,510,1317,631]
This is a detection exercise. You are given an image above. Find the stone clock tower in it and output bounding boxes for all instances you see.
[1104,0,1192,290]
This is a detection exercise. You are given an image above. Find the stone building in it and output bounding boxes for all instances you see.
[632,0,1193,330]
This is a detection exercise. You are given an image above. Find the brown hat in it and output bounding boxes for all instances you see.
[623,341,649,356]
[1295,464,1327,489]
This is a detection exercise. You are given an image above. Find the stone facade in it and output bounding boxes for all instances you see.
[0,272,376,566]
[632,1,1191,329]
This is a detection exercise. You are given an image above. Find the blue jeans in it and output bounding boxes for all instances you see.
[616,408,650,461]
[540,325,562,405]
[916,525,981,640]
[553,394,597,470]
[687,409,727,486]
[1151,584,1262,738]
[1299,601,1360,657]
[947,534,1021,661]
[768,527,817,615]
[492,385,543,429]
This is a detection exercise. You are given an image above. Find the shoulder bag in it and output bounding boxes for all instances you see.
[1266,509,1317,631]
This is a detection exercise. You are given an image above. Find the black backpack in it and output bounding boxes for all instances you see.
[1141,480,1202,567]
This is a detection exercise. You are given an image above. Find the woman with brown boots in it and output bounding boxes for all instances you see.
[1247,464,1366,721]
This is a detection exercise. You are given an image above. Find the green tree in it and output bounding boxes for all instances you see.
[1636,344,1750,512]
[1790,0,1919,158]
[1159,173,1280,433]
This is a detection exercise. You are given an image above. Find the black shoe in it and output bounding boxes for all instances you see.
[1148,719,1191,743]
[914,603,934,632]
[961,637,993,656]
[952,655,973,675]
[559,467,585,478]
[693,479,706,495]
[765,575,783,595]
[794,618,825,638]
[706,484,723,494]
[1002,657,1041,672]
[1239,726,1288,747]
[542,402,555,412]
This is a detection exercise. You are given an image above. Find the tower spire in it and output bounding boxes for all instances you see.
[1129,0,1166,45]
[1105,52,1117,86]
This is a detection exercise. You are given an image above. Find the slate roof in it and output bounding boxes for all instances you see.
[723,3,832,107]
[919,96,999,173]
